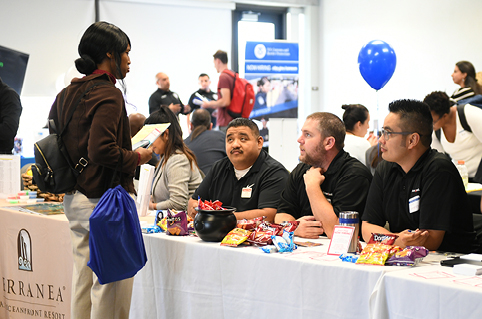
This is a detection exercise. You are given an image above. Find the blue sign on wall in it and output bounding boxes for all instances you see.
[245,42,299,80]
[245,41,299,122]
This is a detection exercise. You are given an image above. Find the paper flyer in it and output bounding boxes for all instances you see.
[131,123,170,150]
[0,155,21,196]
[327,225,355,256]
[136,164,155,217]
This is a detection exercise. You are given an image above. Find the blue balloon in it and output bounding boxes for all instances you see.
[358,40,397,90]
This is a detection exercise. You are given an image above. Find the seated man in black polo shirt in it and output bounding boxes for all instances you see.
[187,118,289,222]
[148,72,190,115]
[275,112,372,239]
[362,99,478,253]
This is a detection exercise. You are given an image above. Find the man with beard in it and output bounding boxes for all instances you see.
[187,118,289,222]
[275,112,372,239]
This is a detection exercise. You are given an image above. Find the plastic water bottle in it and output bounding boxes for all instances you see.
[456,160,469,189]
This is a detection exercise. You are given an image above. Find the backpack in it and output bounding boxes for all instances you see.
[31,82,107,194]
[222,69,255,119]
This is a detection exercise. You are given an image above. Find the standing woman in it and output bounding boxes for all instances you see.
[451,61,482,102]
[146,106,203,211]
[341,104,377,165]
[48,22,152,319]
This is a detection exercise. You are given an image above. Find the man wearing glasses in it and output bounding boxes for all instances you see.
[361,99,478,253]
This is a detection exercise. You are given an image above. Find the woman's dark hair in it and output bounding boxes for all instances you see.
[423,91,453,117]
[144,106,199,170]
[190,109,211,141]
[75,21,130,91]
[341,104,369,132]
[257,77,269,88]
[456,61,481,94]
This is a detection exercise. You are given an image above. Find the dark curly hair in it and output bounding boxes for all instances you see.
[423,91,454,117]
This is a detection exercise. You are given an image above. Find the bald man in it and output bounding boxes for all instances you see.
[129,113,146,137]
[148,72,190,115]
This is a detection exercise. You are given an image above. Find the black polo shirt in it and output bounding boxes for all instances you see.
[188,89,217,126]
[148,88,185,114]
[362,148,477,253]
[277,150,372,219]
[192,150,289,211]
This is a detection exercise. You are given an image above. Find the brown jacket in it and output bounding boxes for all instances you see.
[48,73,137,198]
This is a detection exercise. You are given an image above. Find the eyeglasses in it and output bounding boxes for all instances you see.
[380,128,420,141]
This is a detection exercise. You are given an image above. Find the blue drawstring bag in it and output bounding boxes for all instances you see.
[88,184,147,284]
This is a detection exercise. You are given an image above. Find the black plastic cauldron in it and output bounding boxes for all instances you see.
[194,207,237,242]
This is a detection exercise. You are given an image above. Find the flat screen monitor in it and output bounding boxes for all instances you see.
[0,45,29,95]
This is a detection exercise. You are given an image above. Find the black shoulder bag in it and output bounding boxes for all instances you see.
[32,82,104,194]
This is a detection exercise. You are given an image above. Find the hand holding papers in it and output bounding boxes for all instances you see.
[131,123,170,150]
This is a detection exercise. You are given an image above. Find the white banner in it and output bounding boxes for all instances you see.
[0,206,72,319]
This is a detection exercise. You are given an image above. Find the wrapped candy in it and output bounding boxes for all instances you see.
[247,222,282,246]
[271,230,296,253]
[278,221,300,235]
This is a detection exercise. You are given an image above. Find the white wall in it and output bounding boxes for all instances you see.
[99,0,232,116]
[318,0,482,128]
[1,0,232,156]
[4,0,482,156]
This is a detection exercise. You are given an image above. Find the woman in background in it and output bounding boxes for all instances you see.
[146,106,203,211]
[253,76,271,111]
[424,91,482,179]
[341,104,377,165]
[50,21,153,319]
[451,61,482,102]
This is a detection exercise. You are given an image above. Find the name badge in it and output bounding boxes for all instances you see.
[241,187,252,198]
[409,195,420,214]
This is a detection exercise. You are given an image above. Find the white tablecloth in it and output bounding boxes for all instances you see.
[370,263,482,319]
[129,233,401,319]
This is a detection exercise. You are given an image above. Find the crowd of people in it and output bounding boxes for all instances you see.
[2,20,482,319]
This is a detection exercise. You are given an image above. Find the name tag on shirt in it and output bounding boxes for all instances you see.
[409,195,420,214]
[241,187,252,198]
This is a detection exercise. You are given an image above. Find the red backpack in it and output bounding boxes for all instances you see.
[222,69,255,118]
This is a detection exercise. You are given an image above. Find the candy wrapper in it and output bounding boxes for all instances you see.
[260,245,278,254]
[197,197,225,210]
[247,222,283,246]
[166,209,189,236]
[339,254,359,263]
[237,216,265,231]
[271,230,296,253]
[356,233,398,266]
[278,220,300,235]
[142,225,162,234]
[385,246,429,266]
[221,228,251,247]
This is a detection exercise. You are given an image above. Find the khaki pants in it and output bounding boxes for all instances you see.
[64,191,133,319]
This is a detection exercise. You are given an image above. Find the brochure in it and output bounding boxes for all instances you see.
[131,123,170,150]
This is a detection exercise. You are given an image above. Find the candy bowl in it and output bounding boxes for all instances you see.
[194,206,237,242]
